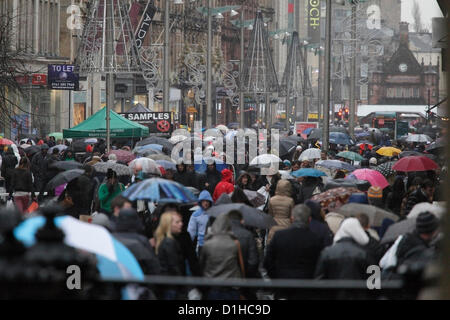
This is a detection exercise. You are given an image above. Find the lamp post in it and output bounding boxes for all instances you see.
[323,0,332,151]
[302,40,309,122]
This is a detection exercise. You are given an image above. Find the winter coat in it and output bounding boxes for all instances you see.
[10,168,34,193]
[395,231,433,268]
[187,190,213,248]
[236,172,253,190]
[315,219,375,280]
[158,237,185,276]
[257,174,281,197]
[72,173,95,214]
[267,180,295,244]
[31,152,49,181]
[299,177,324,203]
[213,169,235,202]
[113,210,161,275]
[1,149,18,192]
[173,165,196,188]
[174,231,202,277]
[97,182,125,214]
[264,222,324,279]
[204,167,222,195]
[309,219,334,248]
[230,219,259,278]
[200,214,242,279]
[404,188,431,216]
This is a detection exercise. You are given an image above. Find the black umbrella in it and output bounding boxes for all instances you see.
[71,139,89,152]
[136,137,174,152]
[284,135,304,143]
[45,169,85,190]
[380,219,416,245]
[308,127,349,140]
[23,145,41,158]
[49,160,83,171]
[277,139,297,157]
[426,138,444,154]
[325,178,371,192]
[206,203,276,229]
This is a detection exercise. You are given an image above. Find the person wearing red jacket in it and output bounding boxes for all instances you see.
[213,168,234,202]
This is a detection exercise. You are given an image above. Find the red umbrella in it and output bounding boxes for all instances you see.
[392,156,439,172]
[0,138,14,145]
[106,150,136,164]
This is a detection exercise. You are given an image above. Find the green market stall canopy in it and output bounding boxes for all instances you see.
[63,107,149,138]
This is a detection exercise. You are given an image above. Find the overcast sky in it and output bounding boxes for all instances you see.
[401,0,443,31]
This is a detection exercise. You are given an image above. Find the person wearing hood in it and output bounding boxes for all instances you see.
[1,146,18,194]
[199,213,244,300]
[202,162,221,195]
[235,171,254,190]
[304,200,334,248]
[112,208,161,276]
[187,190,213,255]
[264,204,323,299]
[267,180,295,244]
[298,176,325,203]
[213,168,234,202]
[314,217,377,281]
[173,161,195,188]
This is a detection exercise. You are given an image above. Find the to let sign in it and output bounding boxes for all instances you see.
[47,64,79,90]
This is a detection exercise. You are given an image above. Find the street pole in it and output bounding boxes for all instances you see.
[323,0,332,151]
[318,47,323,127]
[349,2,356,138]
[239,8,245,128]
[285,77,291,132]
[163,0,170,113]
[105,0,114,153]
[302,44,308,121]
[206,0,213,128]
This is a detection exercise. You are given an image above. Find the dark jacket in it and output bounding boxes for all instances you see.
[230,219,259,278]
[11,168,34,193]
[74,173,95,213]
[1,149,18,192]
[299,177,324,203]
[309,220,334,248]
[157,237,185,276]
[174,165,196,188]
[257,174,281,197]
[264,223,323,279]
[204,167,222,195]
[113,210,161,275]
[174,231,202,277]
[404,188,431,216]
[314,238,377,280]
[31,152,50,182]
[396,231,432,268]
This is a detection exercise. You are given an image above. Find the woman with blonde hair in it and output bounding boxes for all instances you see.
[154,211,185,299]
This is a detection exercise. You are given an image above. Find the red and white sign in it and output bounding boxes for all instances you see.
[32,74,47,85]
[295,122,318,139]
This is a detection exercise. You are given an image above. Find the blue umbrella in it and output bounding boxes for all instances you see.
[302,127,314,135]
[356,131,371,139]
[194,156,228,173]
[122,178,197,203]
[328,132,354,145]
[291,168,327,177]
[14,215,144,281]
[156,160,176,171]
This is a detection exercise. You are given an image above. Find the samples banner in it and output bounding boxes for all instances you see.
[119,111,173,135]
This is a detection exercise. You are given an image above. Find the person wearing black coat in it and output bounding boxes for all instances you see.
[31,144,51,200]
[1,146,18,194]
[173,162,196,188]
[10,157,34,213]
[203,163,222,195]
[404,179,434,216]
[264,204,323,299]
[298,177,325,203]
[304,200,333,248]
[314,218,376,282]
[112,208,161,275]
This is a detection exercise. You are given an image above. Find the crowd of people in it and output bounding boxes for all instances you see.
[0,127,445,300]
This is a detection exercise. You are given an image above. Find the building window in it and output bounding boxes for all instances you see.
[396,87,401,98]
[360,84,368,100]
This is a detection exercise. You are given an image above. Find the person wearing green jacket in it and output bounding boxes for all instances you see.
[98,168,125,215]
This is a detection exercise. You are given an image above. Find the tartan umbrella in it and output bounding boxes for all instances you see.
[374,161,396,177]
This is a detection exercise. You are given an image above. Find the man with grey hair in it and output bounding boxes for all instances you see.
[263,204,324,299]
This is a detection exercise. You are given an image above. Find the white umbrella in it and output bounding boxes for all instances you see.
[299,148,321,161]
[407,202,445,220]
[129,157,162,176]
[215,124,229,133]
[250,154,282,166]
[405,134,432,143]
[169,135,188,144]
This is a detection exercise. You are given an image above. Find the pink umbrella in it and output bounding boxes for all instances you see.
[347,169,389,189]
[106,150,136,164]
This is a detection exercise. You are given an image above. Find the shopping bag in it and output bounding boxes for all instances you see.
[25,200,39,214]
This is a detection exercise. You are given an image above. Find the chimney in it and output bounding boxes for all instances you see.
[399,22,409,47]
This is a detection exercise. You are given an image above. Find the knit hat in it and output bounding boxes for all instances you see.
[283,160,291,166]
[369,157,377,165]
[416,211,439,234]
[367,186,382,199]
